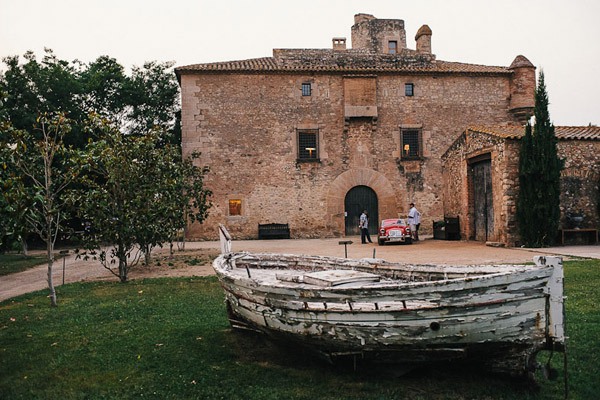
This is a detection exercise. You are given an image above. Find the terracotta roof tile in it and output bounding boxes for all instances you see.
[176,51,510,75]
[467,125,600,140]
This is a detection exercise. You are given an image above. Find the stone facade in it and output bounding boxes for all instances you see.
[176,13,536,240]
[442,126,600,246]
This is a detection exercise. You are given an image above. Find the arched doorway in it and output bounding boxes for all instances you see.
[345,185,379,236]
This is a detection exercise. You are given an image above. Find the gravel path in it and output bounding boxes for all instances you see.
[2,236,598,302]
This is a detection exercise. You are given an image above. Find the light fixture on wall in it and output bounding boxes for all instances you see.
[306,147,316,157]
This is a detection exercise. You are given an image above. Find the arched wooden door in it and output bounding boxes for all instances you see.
[345,185,379,236]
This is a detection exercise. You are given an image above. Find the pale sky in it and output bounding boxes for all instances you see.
[1,0,598,126]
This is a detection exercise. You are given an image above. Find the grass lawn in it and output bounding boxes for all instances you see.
[0,259,598,399]
[0,254,47,276]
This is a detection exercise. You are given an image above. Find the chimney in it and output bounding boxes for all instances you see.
[415,25,432,54]
[332,37,347,51]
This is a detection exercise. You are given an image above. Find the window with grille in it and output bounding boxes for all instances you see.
[388,40,398,54]
[401,130,421,160]
[301,82,312,96]
[405,83,414,97]
[297,130,319,161]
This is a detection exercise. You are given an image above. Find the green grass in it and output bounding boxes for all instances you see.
[0,254,46,276]
[1,260,599,399]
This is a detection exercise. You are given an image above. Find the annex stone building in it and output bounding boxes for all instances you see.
[176,13,542,241]
[443,125,600,246]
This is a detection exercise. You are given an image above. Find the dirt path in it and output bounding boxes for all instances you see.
[2,236,598,302]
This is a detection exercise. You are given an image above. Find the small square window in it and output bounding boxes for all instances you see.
[405,83,414,97]
[401,130,421,160]
[388,40,398,54]
[297,129,319,161]
[228,199,242,216]
[301,82,312,96]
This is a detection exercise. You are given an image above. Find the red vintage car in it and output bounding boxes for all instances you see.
[378,218,412,245]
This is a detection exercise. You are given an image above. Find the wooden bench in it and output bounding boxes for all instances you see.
[559,228,598,245]
[258,223,290,240]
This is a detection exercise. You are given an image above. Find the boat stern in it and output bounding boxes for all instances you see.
[535,255,566,348]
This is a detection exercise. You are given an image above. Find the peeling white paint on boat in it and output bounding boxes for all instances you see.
[213,225,565,376]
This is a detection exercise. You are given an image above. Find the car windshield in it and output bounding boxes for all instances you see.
[381,219,405,227]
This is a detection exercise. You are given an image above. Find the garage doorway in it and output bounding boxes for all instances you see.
[345,185,378,236]
[470,157,494,241]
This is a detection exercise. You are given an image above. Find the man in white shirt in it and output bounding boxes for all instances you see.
[407,203,421,241]
[359,210,373,244]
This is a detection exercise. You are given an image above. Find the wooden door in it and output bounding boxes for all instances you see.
[344,185,379,236]
[472,160,494,241]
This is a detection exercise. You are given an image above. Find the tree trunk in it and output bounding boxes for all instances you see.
[144,245,152,265]
[46,233,57,307]
[117,243,128,283]
[21,238,28,256]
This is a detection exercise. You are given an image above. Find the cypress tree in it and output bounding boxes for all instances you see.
[516,71,564,247]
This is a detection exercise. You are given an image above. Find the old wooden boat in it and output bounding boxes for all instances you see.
[213,225,565,377]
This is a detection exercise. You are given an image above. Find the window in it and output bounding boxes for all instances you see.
[401,130,421,160]
[301,82,312,96]
[388,40,398,54]
[405,83,414,97]
[297,129,319,161]
[228,199,242,216]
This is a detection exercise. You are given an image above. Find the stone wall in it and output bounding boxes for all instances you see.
[181,69,520,240]
[558,140,600,229]
[442,131,518,244]
[351,14,406,53]
[442,130,600,246]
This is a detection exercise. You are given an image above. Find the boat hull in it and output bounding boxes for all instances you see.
[213,251,565,376]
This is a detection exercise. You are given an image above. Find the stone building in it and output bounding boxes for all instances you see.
[442,125,600,246]
[176,13,539,240]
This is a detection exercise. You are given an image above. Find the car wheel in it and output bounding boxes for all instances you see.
[378,239,385,246]
[405,238,412,245]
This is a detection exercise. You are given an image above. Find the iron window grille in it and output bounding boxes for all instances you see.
[401,129,422,160]
[297,129,319,161]
[301,82,312,96]
[405,83,414,97]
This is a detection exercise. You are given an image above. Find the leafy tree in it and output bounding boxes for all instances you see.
[7,113,82,306]
[1,50,183,250]
[1,49,181,146]
[516,71,564,247]
[73,116,211,282]
[0,49,85,146]
[77,55,129,128]
[0,121,32,253]
[133,143,211,265]
[127,61,181,142]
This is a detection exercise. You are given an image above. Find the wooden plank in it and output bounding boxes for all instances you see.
[303,270,380,287]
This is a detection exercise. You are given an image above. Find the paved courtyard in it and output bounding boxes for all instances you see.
[1,236,598,302]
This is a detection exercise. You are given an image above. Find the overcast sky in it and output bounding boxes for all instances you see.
[1,0,598,126]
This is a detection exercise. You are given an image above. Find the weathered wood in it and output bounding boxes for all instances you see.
[213,238,565,378]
